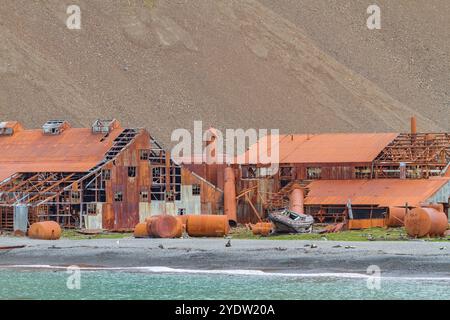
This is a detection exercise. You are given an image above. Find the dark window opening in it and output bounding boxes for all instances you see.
[128,166,136,178]
[140,191,149,202]
[87,203,97,215]
[307,167,322,179]
[114,192,123,202]
[178,208,186,215]
[192,184,201,195]
[140,149,150,161]
[102,169,111,181]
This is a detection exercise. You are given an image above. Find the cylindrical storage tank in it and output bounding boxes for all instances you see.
[404,207,448,238]
[134,223,150,238]
[186,215,229,237]
[251,222,273,236]
[386,207,408,227]
[224,167,237,227]
[28,221,61,240]
[145,215,160,235]
[289,185,304,214]
[424,203,444,212]
[150,215,182,238]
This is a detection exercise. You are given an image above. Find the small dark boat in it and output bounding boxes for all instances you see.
[268,209,314,234]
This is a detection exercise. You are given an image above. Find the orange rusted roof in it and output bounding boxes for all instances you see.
[238,133,399,164]
[0,124,123,182]
[304,178,450,207]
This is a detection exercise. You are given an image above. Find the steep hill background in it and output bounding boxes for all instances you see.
[0,0,448,147]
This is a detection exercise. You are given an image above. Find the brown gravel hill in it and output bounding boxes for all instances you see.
[0,0,447,147]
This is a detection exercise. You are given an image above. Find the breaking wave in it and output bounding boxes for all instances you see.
[1,264,450,281]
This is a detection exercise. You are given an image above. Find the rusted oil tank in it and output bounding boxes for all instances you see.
[251,222,273,236]
[224,167,237,227]
[145,215,160,235]
[423,203,444,212]
[404,207,448,238]
[150,215,182,238]
[28,221,61,240]
[133,223,150,238]
[186,215,229,237]
[289,185,304,214]
[386,207,409,227]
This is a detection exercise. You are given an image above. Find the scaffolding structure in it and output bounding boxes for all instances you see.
[373,133,450,178]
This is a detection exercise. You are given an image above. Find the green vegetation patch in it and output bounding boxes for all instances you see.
[230,226,450,242]
[61,229,132,240]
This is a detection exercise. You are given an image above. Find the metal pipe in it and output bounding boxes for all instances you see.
[224,167,237,226]
[411,116,417,135]
[289,184,304,214]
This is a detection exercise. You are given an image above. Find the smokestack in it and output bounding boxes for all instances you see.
[411,116,417,135]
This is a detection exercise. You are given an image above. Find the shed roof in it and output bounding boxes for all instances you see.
[238,133,398,164]
[304,178,450,207]
[0,124,123,182]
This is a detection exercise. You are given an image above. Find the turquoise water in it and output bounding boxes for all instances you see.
[0,268,449,300]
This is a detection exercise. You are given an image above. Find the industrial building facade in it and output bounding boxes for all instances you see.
[1,118,449,232]
[0,120,222,232]
[230,129,450,224]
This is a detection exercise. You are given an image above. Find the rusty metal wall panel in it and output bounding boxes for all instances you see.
[103,130,151,230]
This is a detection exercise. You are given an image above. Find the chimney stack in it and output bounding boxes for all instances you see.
[410,116,417,135]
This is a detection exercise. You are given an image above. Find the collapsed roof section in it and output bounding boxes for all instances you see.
[0,120,124,183]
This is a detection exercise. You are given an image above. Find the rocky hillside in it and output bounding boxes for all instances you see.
[0,0,447,147]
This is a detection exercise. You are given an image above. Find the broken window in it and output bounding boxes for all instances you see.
[102,169,111,181]
[151,185,165,201]
[70,191,80,203]
[140,190,149,202]
[128,166,136,178]
[307,167,322,179]
[114,192,123,202]
[152,167,165,184]
[355,166,371,179]
[87,203,97,215]
[140,149,150,161]
[192,184,201,195]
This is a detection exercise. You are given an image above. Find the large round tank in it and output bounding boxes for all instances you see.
[404,207,448,238]
[251,222,273,236]
[386,207,409,227]
[145,215,160,235]
[186,215,229,237]
[224,167,237,227]
[289,185,304,214]
[28,221,61,240]
[133,223,150,238]
[150,215,182,238]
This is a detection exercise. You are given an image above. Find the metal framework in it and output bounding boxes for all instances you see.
[373,133,450,178]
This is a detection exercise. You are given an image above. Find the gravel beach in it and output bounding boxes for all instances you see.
[0,237,449,277]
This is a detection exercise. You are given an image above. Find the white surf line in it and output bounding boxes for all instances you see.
[1,265,450,281]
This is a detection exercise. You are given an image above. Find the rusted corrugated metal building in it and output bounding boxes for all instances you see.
[232,131,450,223]
[0,120,222,231]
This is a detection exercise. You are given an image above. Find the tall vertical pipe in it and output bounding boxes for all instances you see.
[289,184,304,214]
[224,167,237,227]
[411,116,417,135]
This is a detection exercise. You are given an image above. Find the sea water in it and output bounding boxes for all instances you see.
[0,267,449,300]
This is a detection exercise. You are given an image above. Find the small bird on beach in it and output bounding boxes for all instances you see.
[225,240,231,247]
